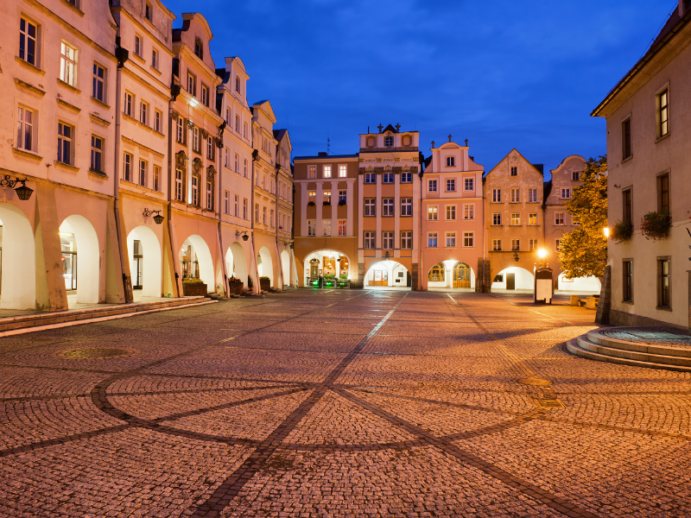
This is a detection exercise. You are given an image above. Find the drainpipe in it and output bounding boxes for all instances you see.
[275,161,284,290]
[114,38,133,303]
[217,121,228,295]
[250,148,260,294]
[166,85,182,298]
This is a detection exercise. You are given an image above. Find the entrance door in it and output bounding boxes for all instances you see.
[369,269,388,287]
[453,263,471,288]
[506,273,516,290]
[310,259,319,279]
[132,240,143,290]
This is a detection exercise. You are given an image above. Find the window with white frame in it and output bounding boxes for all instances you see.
[134,35,142,57]
[529,213,537,225]
[152,49,159,70]
[16,106,36,152]
[561,188,571,199]
[365,173,376,184]
[235,115,240,133]
[307,165,316,179]
[60,42,78,87]
[139,101,148,125]
[401,198,412,216]
[243,198,248,219]
[323,165,332,178]
[493,239,502,251]
[446,232,456,248]
[176,117,184,144]
[19,18,39,67]
[187,72,196,96]
[555,239,561,251]
[339,190,347,204]
[153,165,160,191]
[383,172,394,183]
[427,232,438,248]
[572,171,580,181]
[57,122,74,165]
[382,232,394,249]
[207,136,214,160]
[401,172,412,183]
[555,212,565,225]
[492,213,502,226]
[308,191,316,204]
[446,156,455,167]
[232,153,237,172]
[234,194,239,217]
[175,169,183,200]
[528,188,538,203]
[123,153,133,182]
[138,159,147,187]
[154,110,162,132]
[446,178,456,192]
[428,179,438,192]
[308,220,316,236]
[512,239,520,251]
[338,164,347,178]
[464,178,474,191]
[270,209,275,227]
[191,175,199,206]
[243,159,248,177]
[224,190,230,214]
[92,63,106,102]
[243,122,248,139]
[401,231,412,249]
[90,135,103,172]
[445,205,456,220]
[262,206,267,225]
[427,206,438,221]
[510,166,518,176]
[511,188,520,203]
[193,127,200,153]
[511,213,520,225]
[492,189,501,202]
[463,232,474,248]
[338,220,347,236]
[364,232,375,249]
[364,198,375,216]
[323,190,331,204]
[124,92,134,117]
[463,204,474,220]
[529,239,538,251]
[382,198,394,216]
[201,85,209,107]
[384,136,393,146]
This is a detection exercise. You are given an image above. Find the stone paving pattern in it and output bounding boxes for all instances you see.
[1,290,690,517]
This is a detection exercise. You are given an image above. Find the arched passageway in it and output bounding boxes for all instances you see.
[257,246,274,287]
[0,204,36,310]
[427,260,475,290]
[558,272,601,293]
[365,260,410,288]
[492,266,534,291]
[226,242,249,286]
[280,250,291,287]
[303,249,351,286]
[60,215,99,304]
[127,226,162,299]
[180,235,214,293]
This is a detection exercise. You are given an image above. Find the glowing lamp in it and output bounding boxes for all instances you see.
[537,248,548,260]
[603,227,610,238]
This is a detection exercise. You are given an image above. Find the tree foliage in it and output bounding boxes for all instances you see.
[558,156,608,279]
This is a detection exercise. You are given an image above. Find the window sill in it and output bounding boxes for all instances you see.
[14,78,46,96]
[12,148,43,161]
[88,169,109,179]
[15,57,46,76]
[57,98,81,112]
[57,78,81,94]
[621,155,633,164]
[622,300,634,305]
[655,133,670,144]
[54,160,79,172]
[656,305,673,312]
[131,52,146,65]
[150,66,162,76]
[90,96,110,109]
[60,0,85,16]
[90,113,111,126]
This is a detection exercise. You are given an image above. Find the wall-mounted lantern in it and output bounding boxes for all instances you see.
[1,176,33,200]
[236,230,249,242]
[143,208,164,225]
[384,251,391,261]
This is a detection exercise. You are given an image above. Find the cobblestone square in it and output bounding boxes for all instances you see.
[1,290,690,517]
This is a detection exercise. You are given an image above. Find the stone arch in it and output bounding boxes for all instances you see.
[0,203,36,309]
[60,215,100,304]
[365,260,410,288]
[257,246,274,286]
[302,249,352,286]
[557,272,601,293]
[225,242,249,285]
[492,266,534,291]
[280,250,291,287]
[180,234,214,293]
[127,225,162,298]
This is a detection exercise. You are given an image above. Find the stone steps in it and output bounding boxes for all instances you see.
[566,328,691,372]
[0,297,216,335]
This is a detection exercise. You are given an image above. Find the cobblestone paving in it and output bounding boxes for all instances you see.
[1,290,691,517]
[601,327,691,349]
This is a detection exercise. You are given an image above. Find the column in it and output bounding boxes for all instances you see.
[394,172,401,256]
[331,181,337,236]
[300,183,308,237]
[346,180,354,237]
[315,182,323,237]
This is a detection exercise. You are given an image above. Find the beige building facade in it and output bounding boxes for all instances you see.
[593,0,691,329]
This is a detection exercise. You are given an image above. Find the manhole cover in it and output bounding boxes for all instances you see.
[519,378,552,386]
[56,347,139,360]
[534,398,564,409]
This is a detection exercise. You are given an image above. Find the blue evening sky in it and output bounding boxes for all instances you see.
[166,0,676,175]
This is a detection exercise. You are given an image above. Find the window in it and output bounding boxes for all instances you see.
[463,204,474,220]
[154,110,162,132]
[446,156,455,167]
[555,239,561,251]
[658,258,671,308]
[243,122,248,139]
[323,165,332,178]
[16,106,35,152]
[235,76,241,93]
[193,127,200,153]
[338,220,347,236]
[191,175,199,206]
[134,35,142,57]
[463,232,474,248]
[445,205,456,220]
[623,189,632,225]
[401,231,412,249]
[207,136,215,160]
[492,213,502,226]
[510,166,517,176]
[401,198,412,216]
[307,220,316,236]
[175,169,183,200]
[446,232,456,248]
[243,159,248,178]
[446,179,456,192]
[201,85,209,107]
[428,179,438,192]
[383,173,394,183]
[19,18,38,66]
[555,212,564,225]
[194,38,203,59]
[384,136,393,147]
[123,153,133,182]
[528,213,537,225]
[492,239,502,251]
[492,189,501,203]
[511,239,520,251]
[427,206,438,221]
[153,165,160,191]
[308,191,316,203]
[427,232,438,248]
[139,102,148,125]
[529,239,538,251]
[243,198,248,219]
[401,172,412,183]
[90,135,103,172]
[339,190,347,204]
[364,198,376,216]
[382,198,394,216]
[511,213,520,225]
[92,63,106,102]
[623,260,633,303]
[572,171,580,181]
[59,42,78,87]
[57,122,73,165]
[233,153,239,172]
[658,89,669,137]
[124,92,133,117]
[231,194,238,217]
[561,188,571,199]
[511,188,520,203]
[657,173,670,213]
[223,191,230,214]
[464,178,474,191]
[338,164,347,178]
[235,115,240,133]
[307,165,316,179]
[152,49,159,70]
[187,73,196,97]
[139,159,147,187]
[364,232,376,249]
[270,209,275,227]
[382,232,394,249]
[323,191,332,204]
[145,3,153,22]
[262,206,267,225]
[176,117,184,144]
[365,173,376,184]
[528,188,538,203]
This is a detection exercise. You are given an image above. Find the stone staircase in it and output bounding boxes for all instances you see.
[567,327,691,372]
[0,297,216,336]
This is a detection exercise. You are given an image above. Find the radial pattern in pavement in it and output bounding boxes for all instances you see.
[1,290,691,517]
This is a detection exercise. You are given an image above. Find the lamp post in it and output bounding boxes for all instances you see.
[533,248,553,304]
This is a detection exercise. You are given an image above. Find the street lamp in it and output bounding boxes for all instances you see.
[603,227,610,238]
[236,230,249,242]
[384,251,390,261]
[143,208,164,224]
[1,176,33,200]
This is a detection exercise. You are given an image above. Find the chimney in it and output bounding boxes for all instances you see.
[318,152,327,157]
[680,0,689,16]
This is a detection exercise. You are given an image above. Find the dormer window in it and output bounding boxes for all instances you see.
[384,136,393,147]
[235,76,241,93]
[145,3,152,22]
[446,157,455,167]
[194,39,203,59]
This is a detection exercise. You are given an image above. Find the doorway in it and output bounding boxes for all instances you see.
[132,240,143,290]
[369,268,388,287]
[453,263,471,288]
[506,273,516,290]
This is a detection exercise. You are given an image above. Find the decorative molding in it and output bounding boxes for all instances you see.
[57,98,81,112]
[90,113,111,126]
[57,78,81,94]
[14,78,46,96]
[12,148,43,161]
[14,56,46,76]
[192,157,203,174]
[175,151,189,168]
[54,160,80,172]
